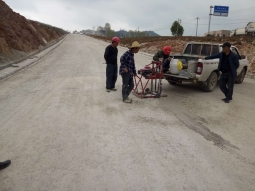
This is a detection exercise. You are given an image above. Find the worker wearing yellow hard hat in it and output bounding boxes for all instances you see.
[119,41,140,103]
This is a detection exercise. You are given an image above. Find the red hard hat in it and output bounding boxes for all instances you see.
[163,46,172,55]
[112,37,120,43]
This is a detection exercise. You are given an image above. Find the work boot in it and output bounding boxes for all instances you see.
[222,98,232,101]
[0,160,11,170]
[127,97,132,102]
[106,89,110,92]
[224,99,230,103]
[123,98,132,103]
[110,88,117,91]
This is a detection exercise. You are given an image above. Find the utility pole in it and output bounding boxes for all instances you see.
[177,18,181,36]
[177,18,179,36]
[179,19,182,35]
[196,17,199,36]
[208,5,214,34]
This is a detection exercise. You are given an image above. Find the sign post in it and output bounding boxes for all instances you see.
[208,5,214,34]
[208,5,229,34]
[214,6,229,17]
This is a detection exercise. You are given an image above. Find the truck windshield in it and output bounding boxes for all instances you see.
[212,45,219,55]
[184,44,191,54]
[184,44,202,55]
[201,45,211,56]
[184,44,219,56]
[191,44,201,55]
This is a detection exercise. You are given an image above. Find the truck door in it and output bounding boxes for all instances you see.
[231,47,244,75]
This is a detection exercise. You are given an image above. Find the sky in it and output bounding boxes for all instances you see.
[4,0,255,36]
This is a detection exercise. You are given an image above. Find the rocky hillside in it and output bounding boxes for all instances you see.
[91,35,255,73]
[0,0,68,65]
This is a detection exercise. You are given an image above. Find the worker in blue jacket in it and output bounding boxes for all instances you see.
[204,42,240,103]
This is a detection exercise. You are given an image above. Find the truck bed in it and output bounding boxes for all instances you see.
[163,73,190,79]
[167,55,199,80]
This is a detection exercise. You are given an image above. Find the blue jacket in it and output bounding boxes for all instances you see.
[205,51,240,77]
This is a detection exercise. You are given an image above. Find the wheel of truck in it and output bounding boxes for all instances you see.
[155,93,161,98]
[235,68,246,84]
[167,80,177,85]
[202,72,218,92]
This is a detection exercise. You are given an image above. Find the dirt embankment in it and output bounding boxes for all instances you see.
[91,35,255,73]
[0,0,68,65]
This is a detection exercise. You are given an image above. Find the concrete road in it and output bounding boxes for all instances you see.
[0,34,255,191]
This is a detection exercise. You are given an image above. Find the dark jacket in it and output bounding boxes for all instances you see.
[119,50,136,76]
[153,50,169,61]
[205,51,240,77]
[104,45,118,64]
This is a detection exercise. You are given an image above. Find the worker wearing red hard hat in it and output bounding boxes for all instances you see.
[104,37,120,92]
[153,46,172,73]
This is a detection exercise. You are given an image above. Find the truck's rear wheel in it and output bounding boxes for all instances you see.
[235,68,246,84]
[169,81,177,85]
[202,72,218,92]
[166,80,177,85]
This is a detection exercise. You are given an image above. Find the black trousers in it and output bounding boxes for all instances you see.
[106,64,118,89]
[163,59,170,72]
[219,72,235,100]
[121,73,134,100]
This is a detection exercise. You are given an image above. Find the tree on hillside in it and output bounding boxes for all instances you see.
[107,30,116,37]
[97,26,104,31]
[104,23,111,37]
[96,26,104,36]
[170,21,184,36]
[104,23,111,30]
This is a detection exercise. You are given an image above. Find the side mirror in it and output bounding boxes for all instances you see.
[241,55,246,59]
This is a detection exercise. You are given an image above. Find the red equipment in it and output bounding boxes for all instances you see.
[133,61,167,99]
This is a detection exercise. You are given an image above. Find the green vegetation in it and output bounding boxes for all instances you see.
[170,21,184,36]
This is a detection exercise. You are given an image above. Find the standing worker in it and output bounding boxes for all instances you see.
[104,37,120,92]
[119,41,140,103]
[204,42,240,103]
[153,46,172,73]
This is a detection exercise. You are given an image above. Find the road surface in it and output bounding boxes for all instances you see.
[0,34,255,191]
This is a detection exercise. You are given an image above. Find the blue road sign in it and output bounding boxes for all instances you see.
[214,6,229,17]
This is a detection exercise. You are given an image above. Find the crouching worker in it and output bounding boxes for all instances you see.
[153,46,172,73]
[119,41,140,103]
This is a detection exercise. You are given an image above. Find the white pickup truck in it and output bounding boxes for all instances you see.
[164,42,249,92]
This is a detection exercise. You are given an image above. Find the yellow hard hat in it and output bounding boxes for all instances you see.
[130,41,140,49]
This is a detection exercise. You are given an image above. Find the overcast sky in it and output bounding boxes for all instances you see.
[4,0,255,36]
